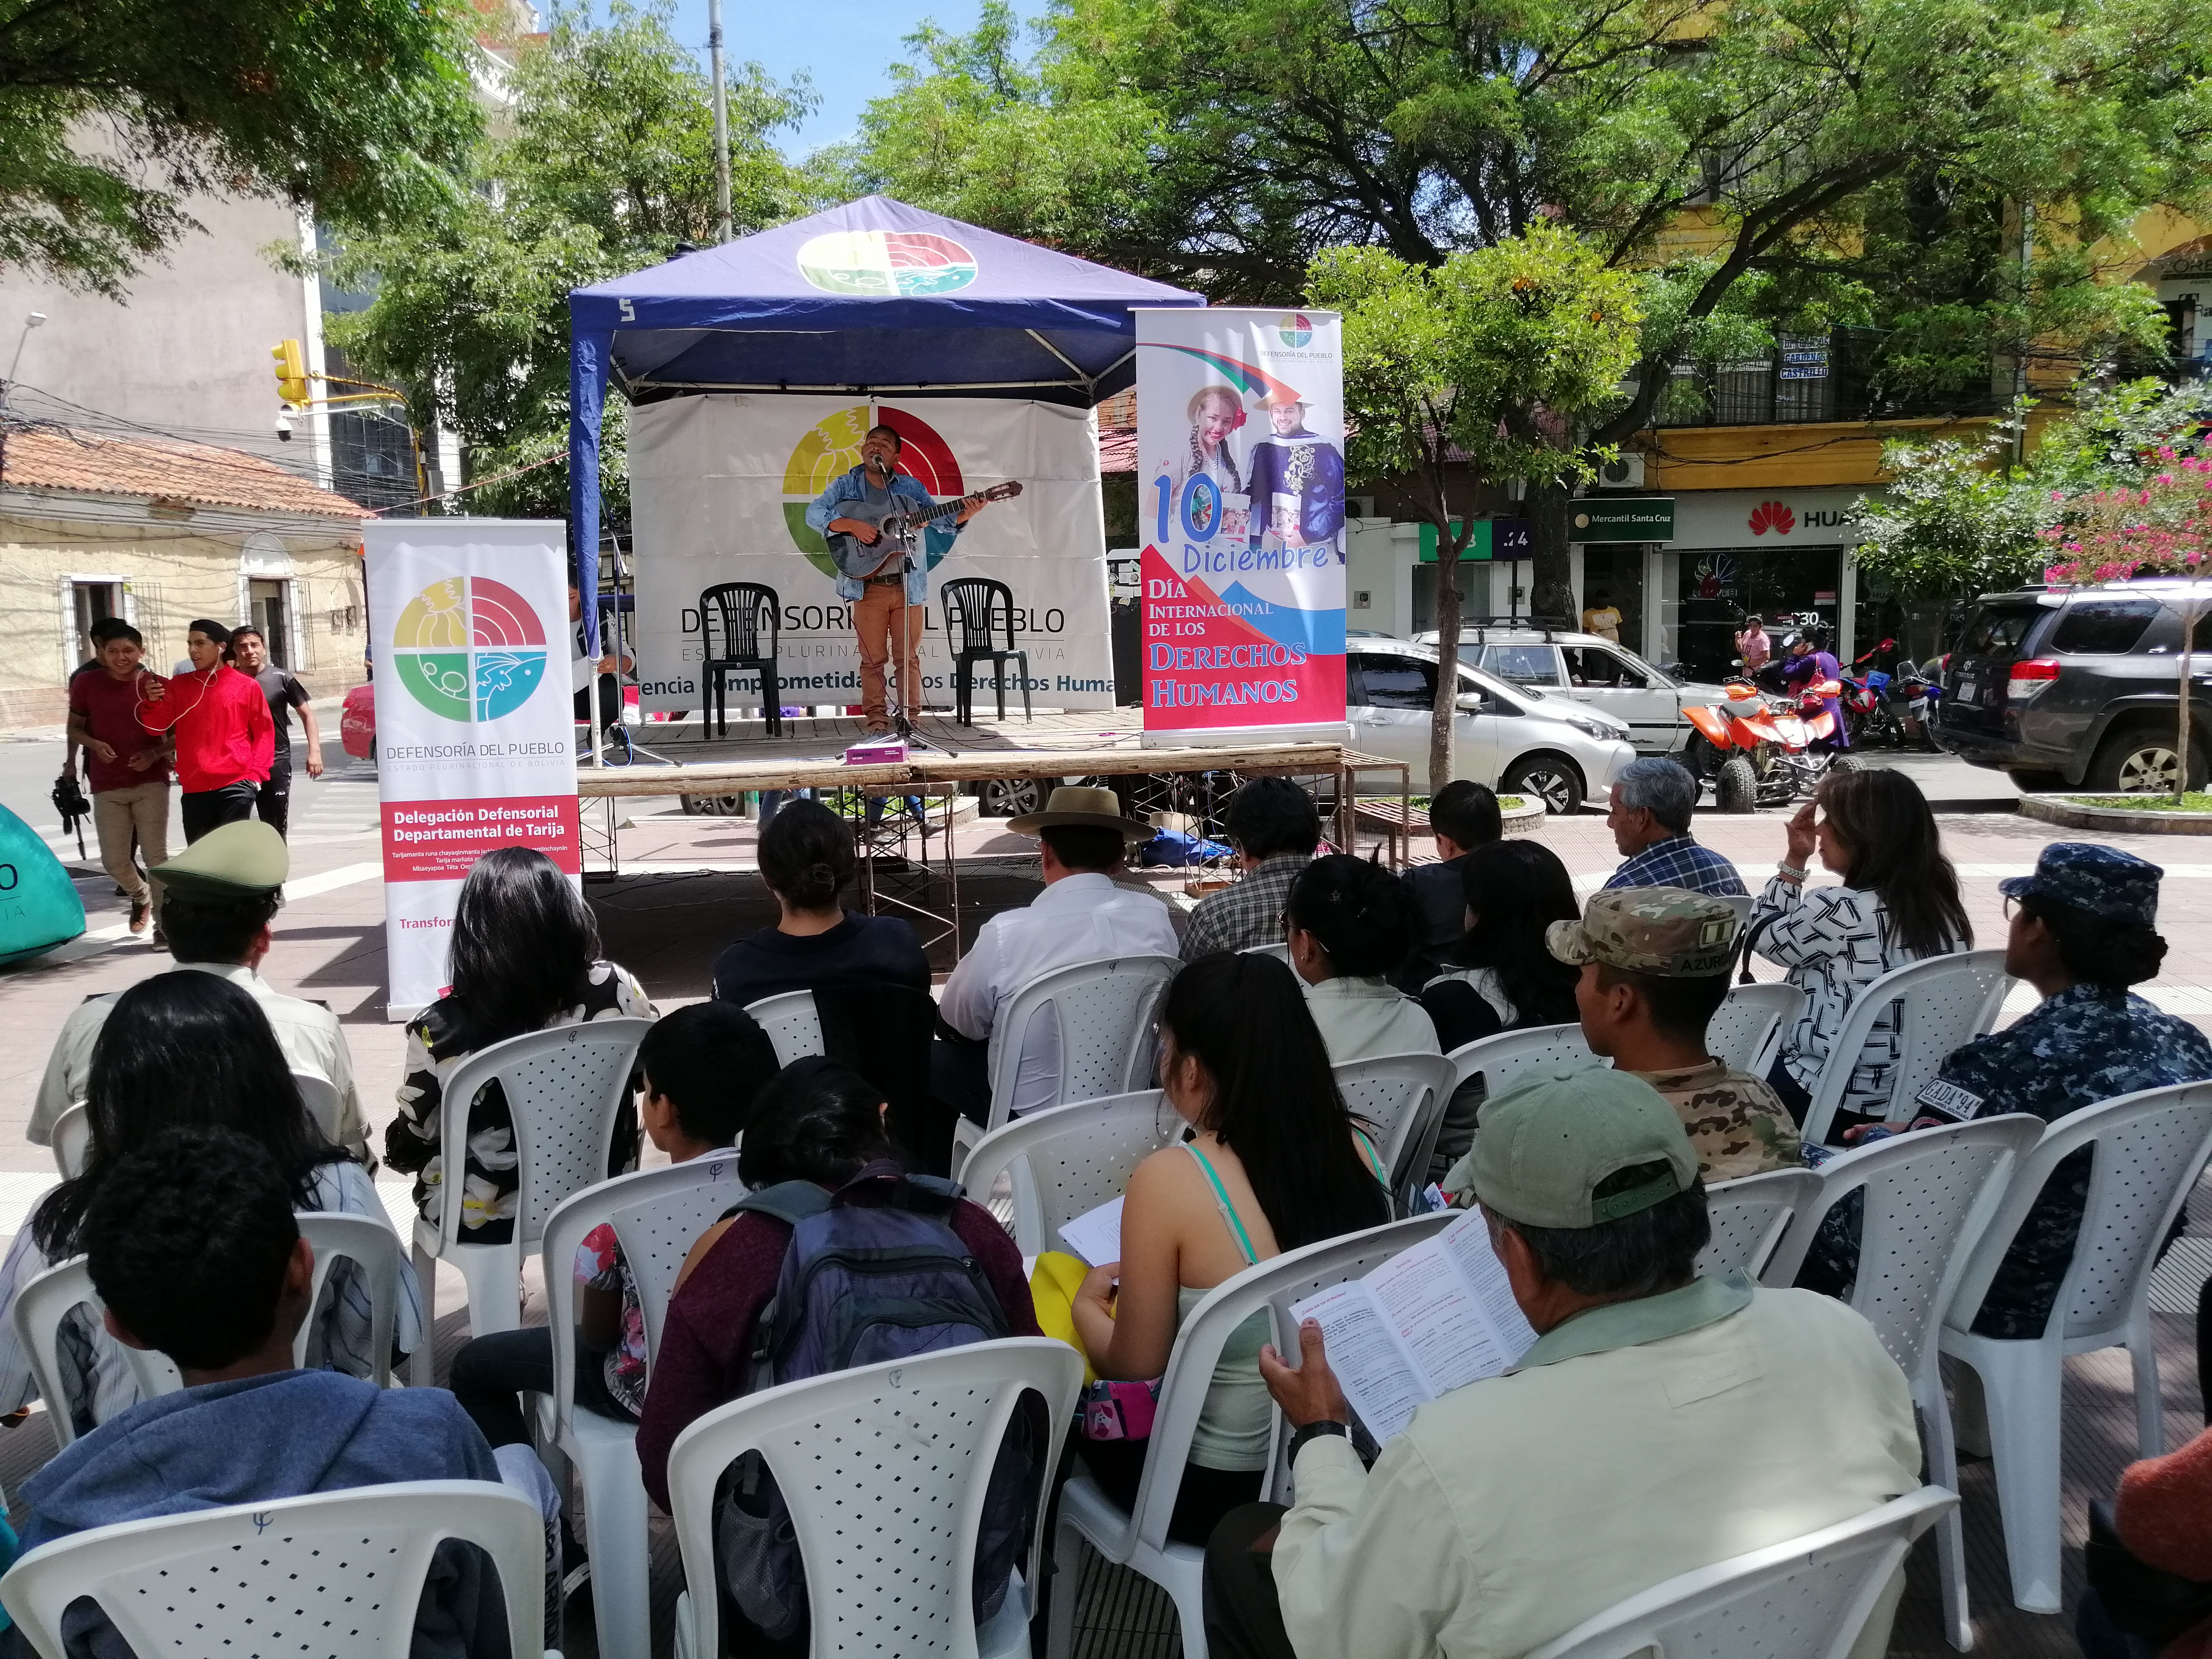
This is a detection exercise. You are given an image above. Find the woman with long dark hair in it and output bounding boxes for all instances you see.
[1752,766,1969,1126]
[0,975,420,1431]
[709,798,928,1006]
[1069,953,1392,1545]
[1418,839,1582,1051]
[385,847,655,1239]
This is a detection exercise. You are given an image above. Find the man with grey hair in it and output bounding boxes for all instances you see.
[1602,755,1745,896]
[1200,1066,1921,1659]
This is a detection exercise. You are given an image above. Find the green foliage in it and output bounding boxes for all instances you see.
[316,1,813,521]
[0,0,483,295]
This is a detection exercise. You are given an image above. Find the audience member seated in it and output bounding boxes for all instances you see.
[385,847,656,1243]
[709,799,929,1006]
[1182,778,1321,960]
[30,821,369,1160]
[1397,781,1500,975]
[1548,887,1799,1179]
[1751,767,1968,1129]
[4,1127,555,1659]
[448,1002,781,1452]
[1286,854,1438,1063]
[1068,954,1392,1547]
[1418,839,1581,1052]
[1602,756,1747,897]
[2079,1421,2212,1659]
[1201,1068,1922,1659]
[934,787,1177,1123]
[635,1058,1040,1516]
[1807,843,2212,1328]
[0,976,422,1435]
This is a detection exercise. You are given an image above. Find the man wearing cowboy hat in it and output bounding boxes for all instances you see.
[934,785,1179,1122]
[1243,390,1345,556]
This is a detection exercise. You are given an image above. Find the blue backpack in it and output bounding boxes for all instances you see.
[712,1163,1032,1644]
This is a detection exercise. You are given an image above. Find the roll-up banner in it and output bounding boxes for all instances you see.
[627,395,1116,712]
[1135,308,1348,745]
[364,520,581,1017]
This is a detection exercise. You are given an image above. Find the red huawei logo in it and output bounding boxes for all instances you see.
[1749,501,1796,536]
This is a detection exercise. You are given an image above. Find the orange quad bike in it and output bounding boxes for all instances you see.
[1684,678,1865,813]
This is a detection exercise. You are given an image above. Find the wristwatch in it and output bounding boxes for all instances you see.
[1288,1419,1351,1459]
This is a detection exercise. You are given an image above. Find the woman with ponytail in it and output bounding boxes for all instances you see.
[1286,852,1439,1061]
[710,798,929,1005]
[1069,953,1392,1544]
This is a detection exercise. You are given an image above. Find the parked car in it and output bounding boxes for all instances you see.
[1412,622,1736,763]
[1939,581,2212,791]
[1347,637,1637,813]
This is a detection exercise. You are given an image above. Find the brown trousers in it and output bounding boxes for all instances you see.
[852,582,926,724]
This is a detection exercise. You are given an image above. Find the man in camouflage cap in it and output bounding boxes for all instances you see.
[1549,887,1799,1181]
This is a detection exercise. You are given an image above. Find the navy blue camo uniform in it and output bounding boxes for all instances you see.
[1913,845,2212,1338]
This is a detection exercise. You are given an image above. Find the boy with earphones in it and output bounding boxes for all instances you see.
[141,620,274,845]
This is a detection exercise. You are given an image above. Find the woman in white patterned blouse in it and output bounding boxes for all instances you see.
[1750,767,1970,1133]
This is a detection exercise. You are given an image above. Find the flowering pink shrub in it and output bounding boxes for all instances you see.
[2042,452,2212,585]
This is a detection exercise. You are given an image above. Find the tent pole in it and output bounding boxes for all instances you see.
[709,0,732,243]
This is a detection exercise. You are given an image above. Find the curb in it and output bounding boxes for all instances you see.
[2018,795,2212,835]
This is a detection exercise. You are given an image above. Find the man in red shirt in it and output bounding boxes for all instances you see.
[63,622,172,938]
[144,619,275,845]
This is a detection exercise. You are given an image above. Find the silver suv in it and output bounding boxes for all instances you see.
[1413,621,1735,760]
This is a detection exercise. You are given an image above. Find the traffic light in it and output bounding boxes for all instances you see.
[271,339,308,406]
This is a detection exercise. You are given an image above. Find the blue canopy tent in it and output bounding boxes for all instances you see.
[566,195,1202,639]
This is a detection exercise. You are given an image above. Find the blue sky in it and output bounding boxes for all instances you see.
[657,0,1044,158]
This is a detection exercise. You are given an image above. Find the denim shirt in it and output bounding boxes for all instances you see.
[804,465,965,604]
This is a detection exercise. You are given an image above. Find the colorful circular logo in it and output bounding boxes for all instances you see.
[796,229,979,297]
[1278,312,1314,347]
[390,577,548,723]
[781,405,967,578]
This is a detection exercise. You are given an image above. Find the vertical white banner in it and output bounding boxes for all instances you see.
[365,520,580,1017]
[1135,308,1347,742]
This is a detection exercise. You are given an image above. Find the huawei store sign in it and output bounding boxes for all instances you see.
[1746,497,1855,537]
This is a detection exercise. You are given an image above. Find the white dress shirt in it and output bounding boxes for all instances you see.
[938,871,1181,1116]
[29,961,368,1159]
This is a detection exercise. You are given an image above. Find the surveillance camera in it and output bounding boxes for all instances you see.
[274,411,294,442]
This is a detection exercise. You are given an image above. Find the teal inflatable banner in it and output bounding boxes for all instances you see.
[0,804,85,964]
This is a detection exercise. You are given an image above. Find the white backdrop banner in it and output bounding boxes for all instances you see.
[364,520,579,1017]
[628,396,1115,712]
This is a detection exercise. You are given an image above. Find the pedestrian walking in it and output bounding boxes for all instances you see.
[226,626,321,839]
[61,622,171,939]
[143,620,274,844]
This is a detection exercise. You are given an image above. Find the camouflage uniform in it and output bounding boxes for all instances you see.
[1633,1060,1802,1181]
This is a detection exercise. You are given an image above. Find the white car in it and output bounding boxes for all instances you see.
[1346,637,1637,814]
[1413,625,1735,760]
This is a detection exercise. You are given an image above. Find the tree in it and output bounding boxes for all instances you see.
[0,0,483,296]
[313,1,811,523]
[1309,225,1643,790]
[850,0,2212,613]
[1852,378,2212,613]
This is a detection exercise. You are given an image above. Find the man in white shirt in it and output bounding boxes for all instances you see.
[1203,1065,1922,1659]
[934,786,1179,1122]
[29,821,369,1161]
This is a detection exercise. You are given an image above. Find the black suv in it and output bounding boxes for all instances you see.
[1939,584,2212,790]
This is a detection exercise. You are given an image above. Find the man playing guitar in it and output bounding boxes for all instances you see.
[805,423,993,735]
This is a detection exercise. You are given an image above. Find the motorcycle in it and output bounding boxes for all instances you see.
[1685,678,1865,812]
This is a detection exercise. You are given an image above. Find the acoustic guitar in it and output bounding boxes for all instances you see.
[825,480,1024,580]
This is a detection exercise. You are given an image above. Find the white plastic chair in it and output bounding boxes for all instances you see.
[1331,1052,1458,1197]
[410,1017,652,1381]
[1939,1081,2212,1615]
[1709,982,1807,1077]
[956,1091,1176,1256]
[48,1104,88,1180]
[667,1338,1084,1659]
[1049,1213,1456,1659]
[1444,1021,1597,1099]
[295,1211,406,1388]
[292,1067,347,1144]
[533,1154,744,1659]
[1799,950,2012,1146]
[1521,1486,1957,1659]
[1697,1168,1822,1281]
[0,1480,556,1659]
[1762,1116,2044,1650]
[951,953,1181,1163]
[742,989,824,1065]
